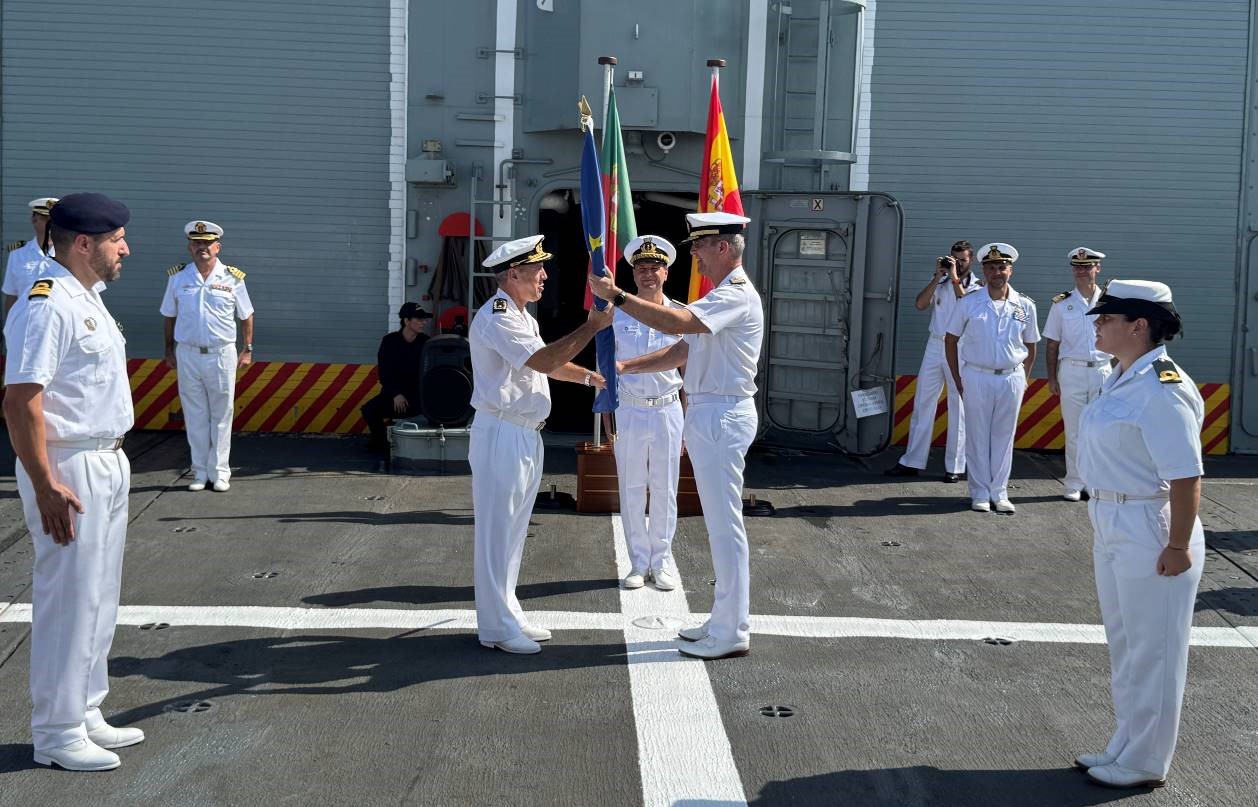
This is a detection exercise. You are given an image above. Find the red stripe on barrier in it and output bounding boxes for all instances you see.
[1201,397,1228,434]
[896,375,913,394]
[1204,430,1228,455]
[258,363,329,432]
[135,380,182,429]
[1031,419,1065,450]
[323,370,379,433]
[1016,394,1060,441]
[130,364,170,405]
[291,363,358,432]
[233,363,299,428]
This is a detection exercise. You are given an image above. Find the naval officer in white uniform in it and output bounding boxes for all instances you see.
[3,193,144,772]
[945,242,1040,514]
[886,239,983,482]
[3,196,58,318]
[470,235,610,654]
[590,211,764,660]
[1074,280,1203,790]
[612,235,685,592]
[160,221,254,492]
[1044,247,1112,501]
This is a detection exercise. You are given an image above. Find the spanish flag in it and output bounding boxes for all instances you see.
[687,73,744,302]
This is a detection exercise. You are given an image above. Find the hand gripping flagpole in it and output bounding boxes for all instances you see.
[594,56,617,446]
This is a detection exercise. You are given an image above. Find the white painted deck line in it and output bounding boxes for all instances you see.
[611,513,748,807]
[1,606,1252,649]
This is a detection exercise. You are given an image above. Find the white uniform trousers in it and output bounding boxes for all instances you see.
[176,342,237,483]
[961,366,1027,503]
[1057,361,1111,493]
[900,339,965,473]
[614,400,684,573]
[1090,500,1204,777]
[469,413,543,643]
[684,398,757,644]
[16,446,130,751]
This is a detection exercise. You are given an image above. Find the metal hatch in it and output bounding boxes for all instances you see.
[741,191,902,454]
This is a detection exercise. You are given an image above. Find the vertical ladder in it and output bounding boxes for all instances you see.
[466,166,513,317]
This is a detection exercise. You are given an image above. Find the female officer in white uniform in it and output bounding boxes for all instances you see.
[612,236,684,591]
[1074,280,1204,789]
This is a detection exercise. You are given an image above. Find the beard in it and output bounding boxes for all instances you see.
[90,247,122,282]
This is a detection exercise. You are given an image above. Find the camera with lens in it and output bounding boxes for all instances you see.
[937,256,954,270]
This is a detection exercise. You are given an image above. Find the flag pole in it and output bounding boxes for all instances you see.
[708,57,725,89]
[593,55,617,448]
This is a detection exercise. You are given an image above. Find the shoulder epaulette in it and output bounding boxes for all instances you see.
[492,298,508,313]
[226,265,246,281]
[167,264,184,277]
[1051,290,1071,303]
[27,278,53,300]
[729,274,746,285]
[1152,358,1182,384]
[6,240,25,253]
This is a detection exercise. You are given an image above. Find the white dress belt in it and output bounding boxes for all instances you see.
[618,390,681,408]
[178,342,233,354]
[47,436,126,451]
[483,410,545,432]
[686,393,747,404]
[1063,358,1107,368]
[1088,488,1169,504]
[964,364,1023,375]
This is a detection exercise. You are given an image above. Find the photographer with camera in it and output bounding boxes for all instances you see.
[885,240,984,481]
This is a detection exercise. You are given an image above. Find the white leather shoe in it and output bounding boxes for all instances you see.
[211,480,230,492]
[33,739,120,771]
[622,569,646,589]
[678,636,750,660]
[86,723,145,750]
[1063,489,1083,502]
[1073,751,1116,770]
[519,624,552,642]
[480,635,541,654]
[651,569,677,591]
[994,499,1016,513]
[677,622,709,642]
[1086,762,1165,789]
[971,500,991,513]
[188,480,207,492]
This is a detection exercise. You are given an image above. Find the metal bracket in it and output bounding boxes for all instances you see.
[476,92,522,105]
[476,46,524,59]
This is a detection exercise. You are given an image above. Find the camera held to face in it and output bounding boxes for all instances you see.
[937,256,955,272]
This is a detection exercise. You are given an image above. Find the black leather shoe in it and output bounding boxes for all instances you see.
[943,473,964,483]
[883,464,919,477]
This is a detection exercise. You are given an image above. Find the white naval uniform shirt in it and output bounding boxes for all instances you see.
[1078,347,1204,497]
[613,304,682,399]
[159,260,254,347]
[469,290,550,423]
[2,260,134,440]
[947,287,1041,370]
[683,267,764,397]
[1043,287,1110,361]
[3,239,52,298]
[927,272,984,339]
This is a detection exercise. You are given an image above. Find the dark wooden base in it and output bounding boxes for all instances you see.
[575,441,701,515]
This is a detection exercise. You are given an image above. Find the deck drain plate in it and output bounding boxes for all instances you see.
[759,705,796,718]
[138,622,170,631]
[171,526,197,533]
[630,615,683,631]
[981,636,1015,646]
[164,700,214,714]
[251,571,279,579]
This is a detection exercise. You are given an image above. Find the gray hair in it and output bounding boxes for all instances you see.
[715,233,745,258]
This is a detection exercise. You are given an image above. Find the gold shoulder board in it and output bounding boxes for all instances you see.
[226,265,246,280]
[1051,290,1070,303]
[492,298,508,313]
[1153,358,1182,384]
[6,240,25,253]
[27,278,54,300]
[729,275,746,285]
[167,264,184,277]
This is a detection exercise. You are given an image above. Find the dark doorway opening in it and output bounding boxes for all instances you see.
[537,190,697,432]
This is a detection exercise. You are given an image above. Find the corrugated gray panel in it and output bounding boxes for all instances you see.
[1,0,393,362]
[867,0,1248,383]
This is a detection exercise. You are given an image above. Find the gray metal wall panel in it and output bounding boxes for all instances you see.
[1,0,394,362]
[867,0,1248,383]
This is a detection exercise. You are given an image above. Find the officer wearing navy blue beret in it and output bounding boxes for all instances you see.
[2,192,144,771]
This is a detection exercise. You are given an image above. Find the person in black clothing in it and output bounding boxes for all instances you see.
[362,302,432,452]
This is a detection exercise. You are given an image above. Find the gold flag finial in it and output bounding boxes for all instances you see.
[578,95,594,132]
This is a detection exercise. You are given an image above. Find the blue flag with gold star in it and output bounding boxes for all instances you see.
[581,119,618,412]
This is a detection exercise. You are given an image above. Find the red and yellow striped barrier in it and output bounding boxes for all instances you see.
[892,375,1230,455]
[128,359,379,433]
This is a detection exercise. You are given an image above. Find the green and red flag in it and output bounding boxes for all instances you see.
[584,86,637,309]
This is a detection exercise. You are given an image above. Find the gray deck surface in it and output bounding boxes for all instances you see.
[0,431,1255,806]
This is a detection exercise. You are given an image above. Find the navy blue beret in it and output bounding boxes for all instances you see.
[49,192,130,235]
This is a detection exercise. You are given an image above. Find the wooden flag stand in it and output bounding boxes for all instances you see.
[575,440,702,516]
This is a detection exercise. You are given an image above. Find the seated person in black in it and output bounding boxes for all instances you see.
[362,302,432,451]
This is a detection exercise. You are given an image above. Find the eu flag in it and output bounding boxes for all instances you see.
[580,121,618,413]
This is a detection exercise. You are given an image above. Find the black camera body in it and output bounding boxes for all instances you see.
[937,256,954,270]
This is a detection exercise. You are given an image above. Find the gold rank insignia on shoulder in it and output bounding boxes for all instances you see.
[167,264,184,276]
[729,275,747,285]
[226,265,246,281]
[492,298,508,313]
[6,240,24,253]
[27,278,53,300]
[1153,358,1182,384]
[1051,290,1070,303]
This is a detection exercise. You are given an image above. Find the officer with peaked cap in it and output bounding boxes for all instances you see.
[612,235,684,592]
[1073,280,1203,789]
[589,211,763,660]
[2,192,142,771]
[160,220,255,492]
[944,242,1040,514]
[470,234,610,654]
[3,197,59,317]
[1044,247,1112,501]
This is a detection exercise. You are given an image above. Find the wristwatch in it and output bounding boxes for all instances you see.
[243,343,254,353]
[612,291,627,307]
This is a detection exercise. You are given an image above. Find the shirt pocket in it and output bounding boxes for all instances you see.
[208,289,235,316]
[73,331,115,386]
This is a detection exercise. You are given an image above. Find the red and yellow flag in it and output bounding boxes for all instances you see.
[687,74,744,302]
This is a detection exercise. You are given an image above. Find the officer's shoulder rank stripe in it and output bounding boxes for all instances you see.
[226,265,246,280]
[167,264,184,277]
[6,240,25,253]
[492,298,508,313]
[27,278,53,300]
[729,275,746,285]
[1153,358,1182,384]
[1051,290,1071,303]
